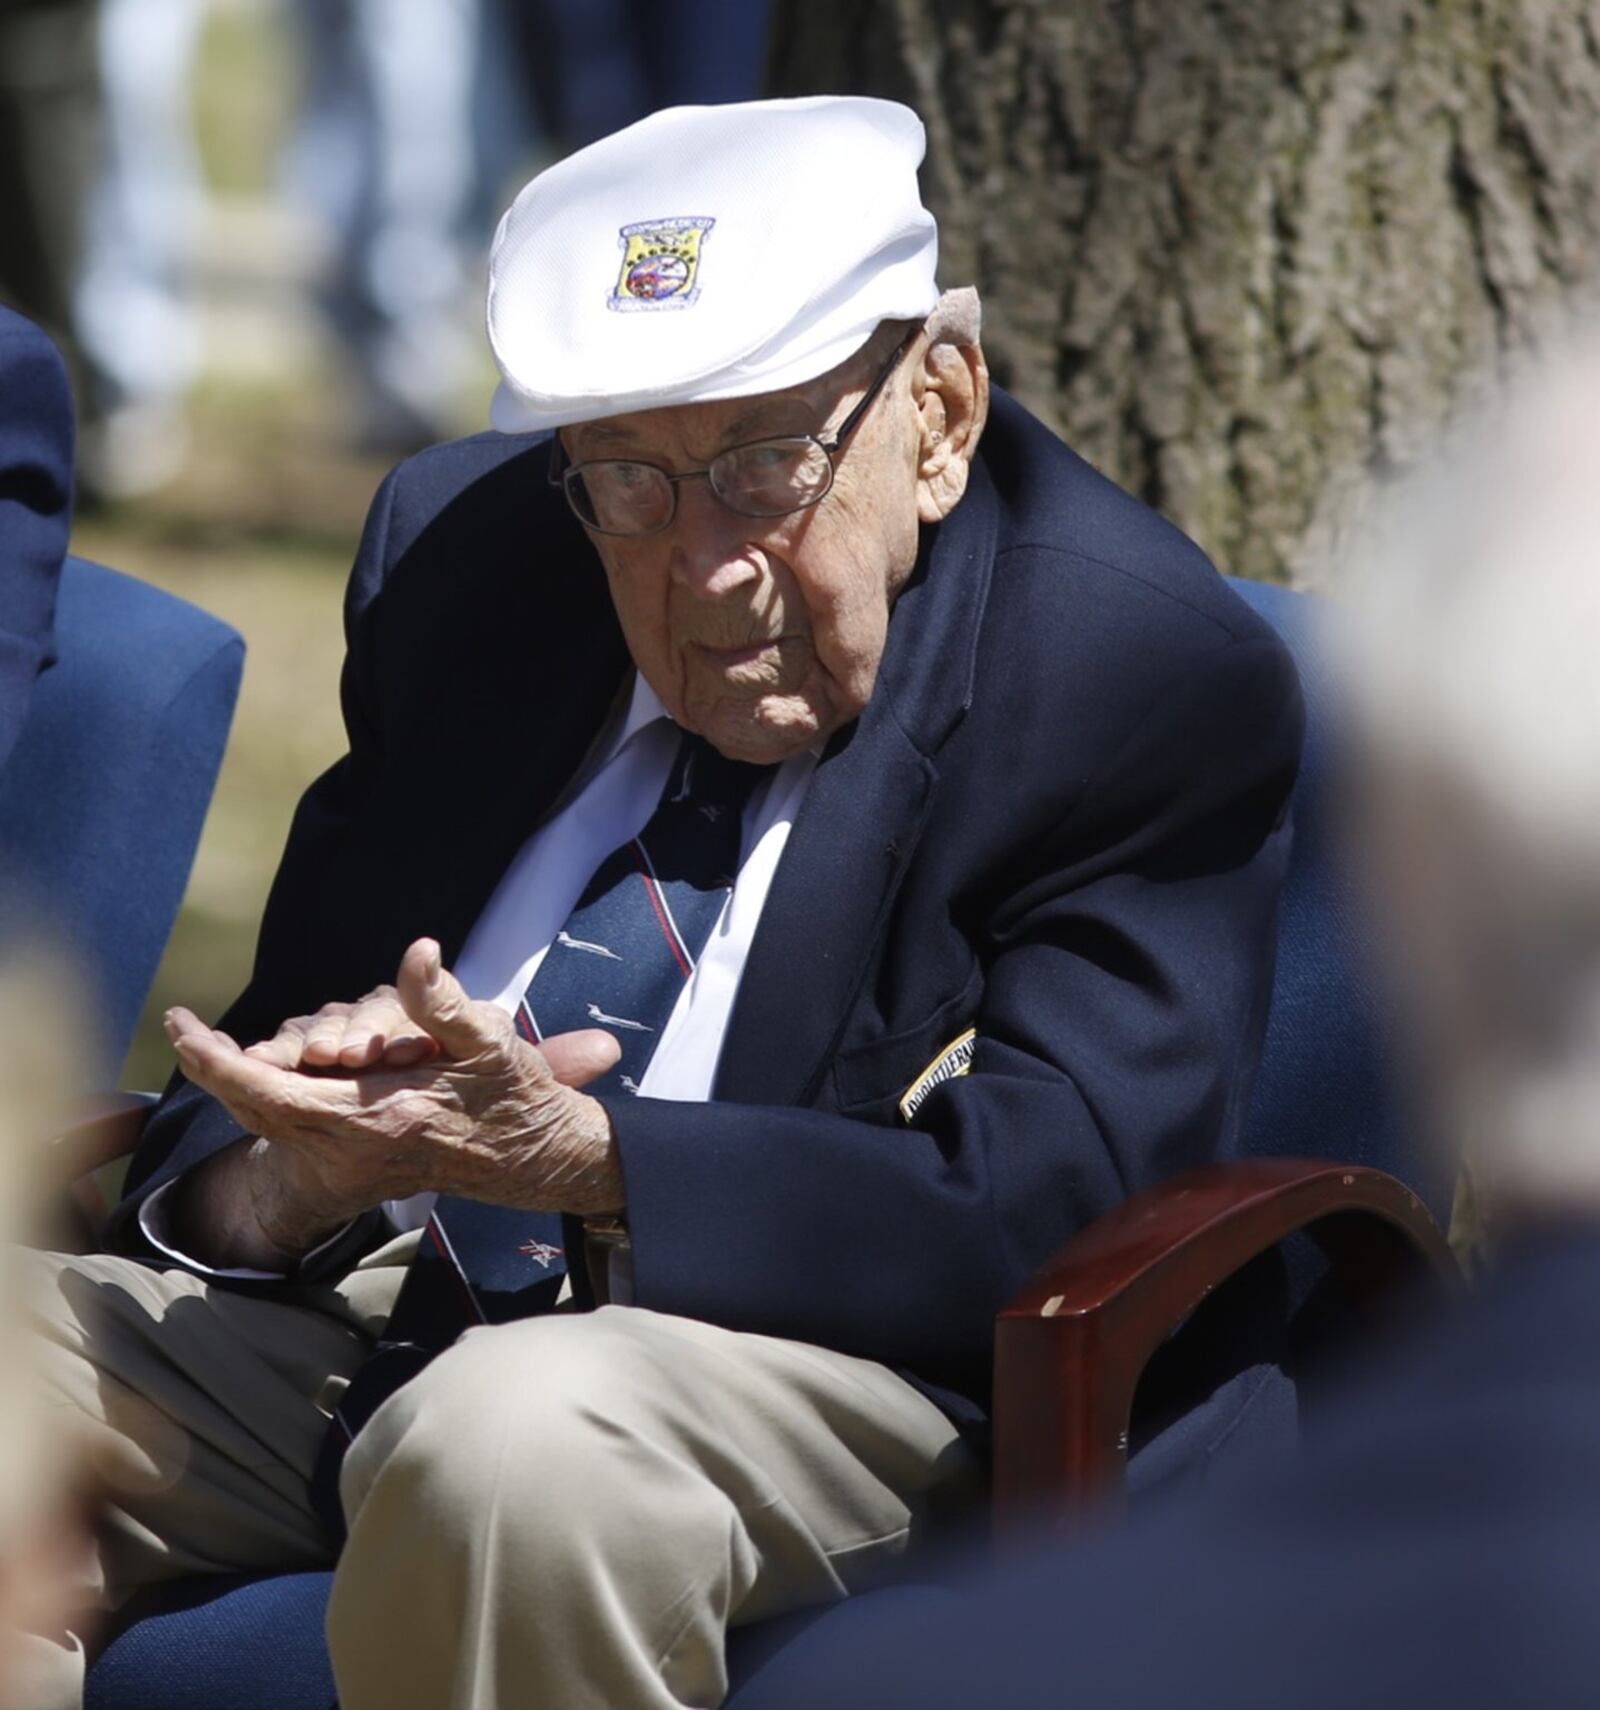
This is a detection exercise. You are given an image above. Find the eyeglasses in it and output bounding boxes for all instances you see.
[548,333,916,537]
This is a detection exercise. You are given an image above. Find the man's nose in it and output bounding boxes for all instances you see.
[667,478,766,597]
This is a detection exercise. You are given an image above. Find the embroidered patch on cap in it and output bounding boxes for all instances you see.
[609,217,715,312]
[898,1027,978,1123]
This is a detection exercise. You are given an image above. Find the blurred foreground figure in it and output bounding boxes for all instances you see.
[0,960,91,1703]
[740,325,1600,1710]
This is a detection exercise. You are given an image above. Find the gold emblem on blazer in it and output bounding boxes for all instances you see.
[898,1027,978,1122]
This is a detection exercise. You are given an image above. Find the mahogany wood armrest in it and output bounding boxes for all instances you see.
[992,1159,1456,1527]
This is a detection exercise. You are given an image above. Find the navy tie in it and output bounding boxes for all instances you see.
[311,730,768,1534]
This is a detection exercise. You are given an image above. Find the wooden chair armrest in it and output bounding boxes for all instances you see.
[992,1158,1456,1527]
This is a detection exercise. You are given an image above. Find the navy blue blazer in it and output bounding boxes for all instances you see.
[113,391,1303,1417]
[738,1230,1600,1710]
[0,307,70,779]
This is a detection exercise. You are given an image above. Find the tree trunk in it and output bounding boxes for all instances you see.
[769,0,1600,583]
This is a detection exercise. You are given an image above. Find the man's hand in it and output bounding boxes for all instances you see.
[164,939,626,1261]
[240,985,444,1072]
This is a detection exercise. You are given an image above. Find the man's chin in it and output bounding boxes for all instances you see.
[692,693,832,765]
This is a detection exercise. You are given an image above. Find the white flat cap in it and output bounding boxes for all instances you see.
[487,95,939,433]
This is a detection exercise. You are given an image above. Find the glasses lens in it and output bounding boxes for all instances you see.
[711,437,832,517]
[567,461,675,535]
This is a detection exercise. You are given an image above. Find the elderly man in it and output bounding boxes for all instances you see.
[28,99,1300,1710]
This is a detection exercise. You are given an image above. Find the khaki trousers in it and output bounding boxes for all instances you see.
[19,1240,976,1710]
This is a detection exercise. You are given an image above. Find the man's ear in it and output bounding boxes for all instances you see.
[913,338,990,524]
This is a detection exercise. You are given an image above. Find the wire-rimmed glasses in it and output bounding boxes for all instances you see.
[548,333,916,537]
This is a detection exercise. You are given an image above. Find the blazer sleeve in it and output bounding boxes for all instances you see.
[102,467,403,1268]
[0,312,71,779]
[604,627,1304,1404]
[103,427,601,1275]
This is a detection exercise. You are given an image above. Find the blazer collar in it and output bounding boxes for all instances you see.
[875,455,999,759]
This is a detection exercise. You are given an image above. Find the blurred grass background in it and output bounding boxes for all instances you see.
[71,0,492,1090]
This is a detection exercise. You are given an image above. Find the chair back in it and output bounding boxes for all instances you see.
[1226,578,1447,1219]
[0,557,244,1074]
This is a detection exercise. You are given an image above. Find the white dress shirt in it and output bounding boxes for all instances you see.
[142,673,817,1275]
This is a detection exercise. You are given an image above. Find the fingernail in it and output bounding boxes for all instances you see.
[424,941,442,987]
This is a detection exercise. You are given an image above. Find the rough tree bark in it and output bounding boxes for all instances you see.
[769,0,1600,583]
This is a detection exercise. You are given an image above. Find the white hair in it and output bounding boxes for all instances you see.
[926,286,982,347]
[1341,317,1600,1215]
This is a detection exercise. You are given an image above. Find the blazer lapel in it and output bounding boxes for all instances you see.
[716,460,1000,1107]
[403,542,633,971]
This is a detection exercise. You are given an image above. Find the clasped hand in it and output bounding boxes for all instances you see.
[163,939,626,1237]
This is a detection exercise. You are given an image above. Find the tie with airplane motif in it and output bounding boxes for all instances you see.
[311,729,768,1535]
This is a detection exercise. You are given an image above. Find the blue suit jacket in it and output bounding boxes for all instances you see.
[112,391,1303,1419]
[0,307,71,779]
[736,1230,1600,1710]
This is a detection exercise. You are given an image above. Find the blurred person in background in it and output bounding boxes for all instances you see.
[0,0,202,502]
[3,0,773,483]
[6,0,520,486]
[71,0,206,499]
[0,0,100,379]
[504,0,771,153]
[0,307,69,784]
[732,319,1600,1710]
[284,0,499,451]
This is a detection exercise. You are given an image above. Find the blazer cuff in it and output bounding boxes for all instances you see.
[114,1173,392,1286]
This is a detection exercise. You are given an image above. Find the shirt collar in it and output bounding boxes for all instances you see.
[616,671,673,752]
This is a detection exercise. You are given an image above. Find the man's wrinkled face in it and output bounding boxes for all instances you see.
[561,333,925,764]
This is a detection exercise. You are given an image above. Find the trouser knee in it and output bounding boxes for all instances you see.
[342,1308,745,1564]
